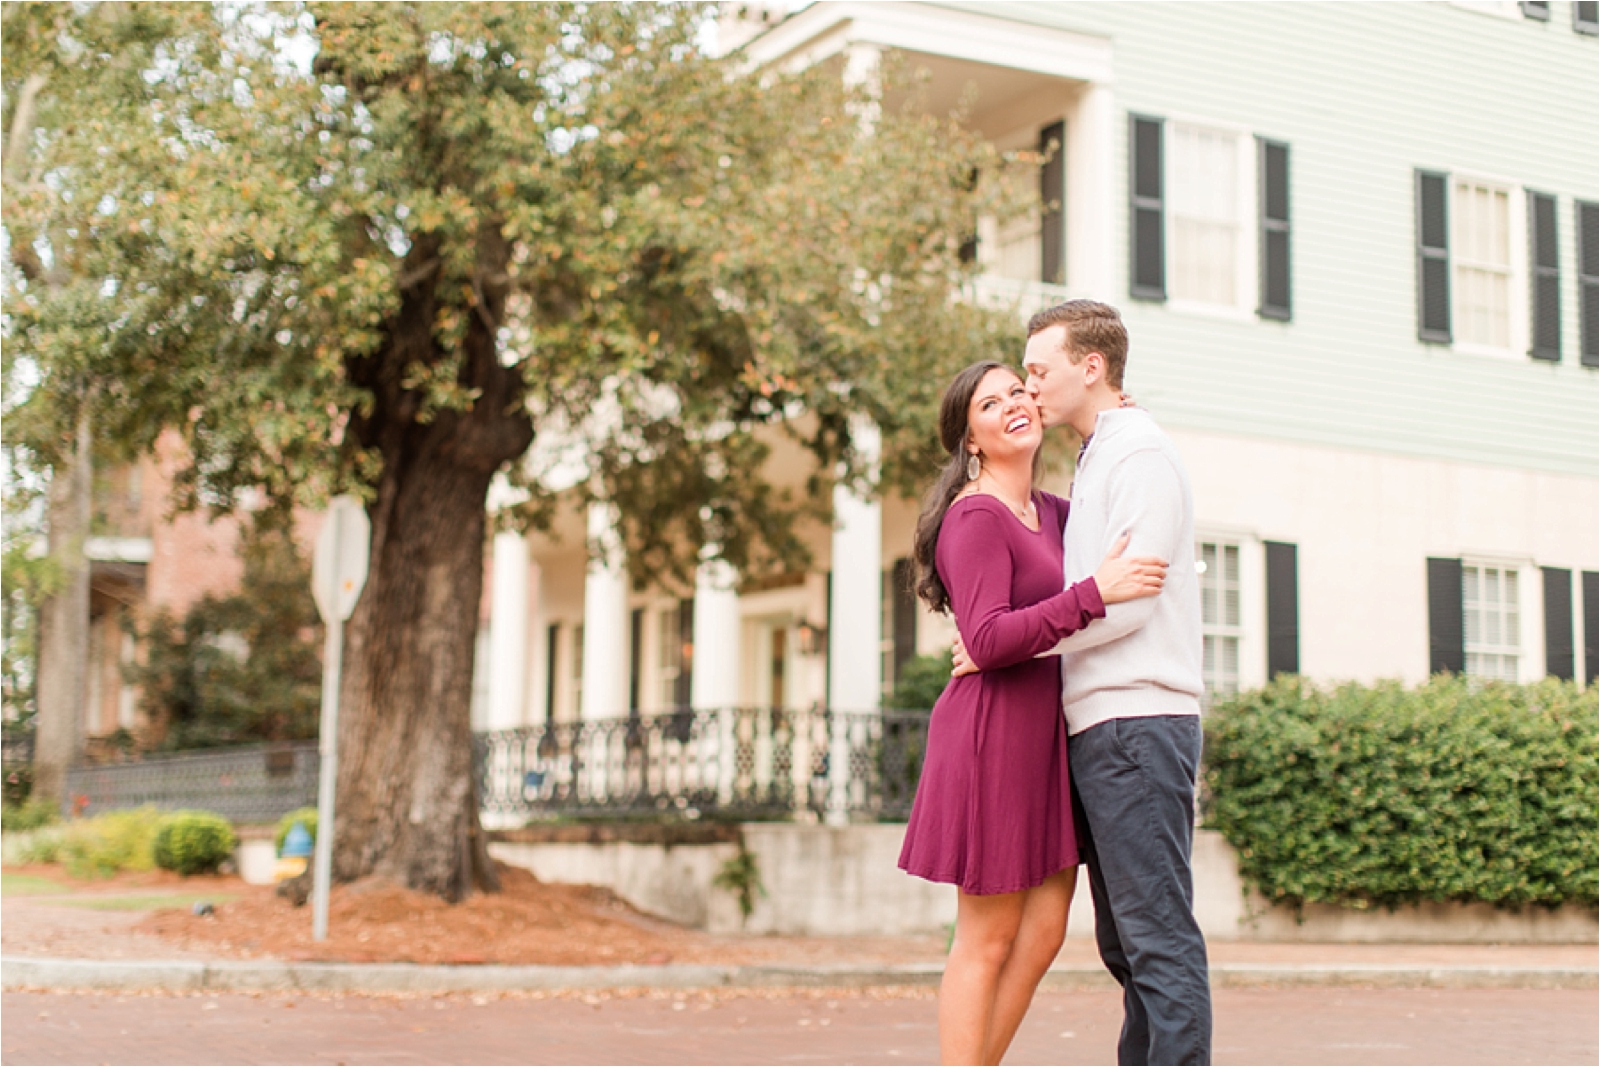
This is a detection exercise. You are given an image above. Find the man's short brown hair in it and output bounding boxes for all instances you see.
[1026,300,1128,389]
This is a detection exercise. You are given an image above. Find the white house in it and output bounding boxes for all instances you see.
[473,0,1599,737]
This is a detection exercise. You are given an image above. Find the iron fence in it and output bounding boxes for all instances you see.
[62,741,319,824]
[2,721,34,769]
[475,706,932,821]
[45,707,933,825]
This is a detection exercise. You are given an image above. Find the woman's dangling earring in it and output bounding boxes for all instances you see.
[966,453,981,481]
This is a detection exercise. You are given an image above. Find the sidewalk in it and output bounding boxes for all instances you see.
[4,871,1594,996]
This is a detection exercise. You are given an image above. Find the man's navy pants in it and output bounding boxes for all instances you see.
[1070,713,1212,1066]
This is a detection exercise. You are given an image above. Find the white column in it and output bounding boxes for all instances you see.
[581,502,630,721]
[828,420,882,823]
[692,551,742,710]
[487,531,529,731]
[525,559,545,726]
[828,422,883,711]
[693,547,743,806]
[1067,80,1117,300]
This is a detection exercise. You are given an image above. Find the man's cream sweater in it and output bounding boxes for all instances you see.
[1047,407,1204,736]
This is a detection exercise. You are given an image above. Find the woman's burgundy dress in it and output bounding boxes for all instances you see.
[898,492,1105,896]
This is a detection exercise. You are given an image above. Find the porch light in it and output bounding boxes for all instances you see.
[796,619,827,656]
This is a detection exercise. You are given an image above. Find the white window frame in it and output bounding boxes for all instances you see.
[1447,172,1530,360]
[657,603,685,710]
[1164,116,1258,321]
[1196,534,1267,700]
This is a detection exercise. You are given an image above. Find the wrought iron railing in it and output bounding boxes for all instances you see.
[45,707,933,825]
[62,741,319,824]
[1,721,34,769]
[474,706,932,822]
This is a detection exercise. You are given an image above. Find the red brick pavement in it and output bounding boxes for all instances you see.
[5,985,1596,1066]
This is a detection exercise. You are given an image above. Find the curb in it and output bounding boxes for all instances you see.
[3,956,1594,994]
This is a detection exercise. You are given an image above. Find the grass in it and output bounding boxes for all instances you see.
[0,872,67,896]
[55,892,237,912]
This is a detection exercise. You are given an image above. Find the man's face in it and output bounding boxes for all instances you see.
[1022,324,1087,430]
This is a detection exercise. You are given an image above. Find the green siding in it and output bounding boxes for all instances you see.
[936,1,1599,476]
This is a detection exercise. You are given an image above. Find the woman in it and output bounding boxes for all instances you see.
[898,361,1167,1066]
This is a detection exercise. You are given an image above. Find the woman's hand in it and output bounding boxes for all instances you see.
[1093,533,1168,604]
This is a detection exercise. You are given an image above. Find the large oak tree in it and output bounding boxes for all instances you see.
[3,2,1030,897]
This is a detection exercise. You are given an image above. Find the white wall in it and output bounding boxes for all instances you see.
[1173,427,1599,685]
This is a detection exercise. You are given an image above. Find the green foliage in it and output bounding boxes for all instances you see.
[712,845,765,922]
[53,808,162,878]
[886,650,954,710]
[126,511,322,750]
[1203,676,1599,911]
[274,806,319,856]
[152,810,237,876]
[3,758,34,807]
[1,796,58,833]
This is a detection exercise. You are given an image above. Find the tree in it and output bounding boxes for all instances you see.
[128,508,323,751]
[2,4,202,803]
[2,2,1030,898]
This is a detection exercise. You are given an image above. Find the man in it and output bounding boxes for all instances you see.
[953,299,1212,1065]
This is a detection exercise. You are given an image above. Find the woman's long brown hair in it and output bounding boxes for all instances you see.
[911,360,1009,615]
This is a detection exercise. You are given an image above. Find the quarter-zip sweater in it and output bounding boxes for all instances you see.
[1046,407,1204,735]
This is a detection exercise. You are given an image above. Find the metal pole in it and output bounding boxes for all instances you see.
[311,510,343,942]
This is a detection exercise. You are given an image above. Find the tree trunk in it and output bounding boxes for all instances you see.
[33,407,93,806]
[330,225,532,898]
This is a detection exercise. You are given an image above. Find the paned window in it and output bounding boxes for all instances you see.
[1453,179,1514,349]
[1463,564,1520,682]
[1198,541,1242,697]
[1170,125,1242,307]
[658,605,683,709]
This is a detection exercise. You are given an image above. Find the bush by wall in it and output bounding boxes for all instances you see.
[153,811,237,875]
[1,796,57,834]
[1203,675,1597,911]
[886,650,953,710]
[55,808,162,878]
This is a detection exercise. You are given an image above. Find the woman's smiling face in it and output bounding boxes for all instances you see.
[966,366,1042,466]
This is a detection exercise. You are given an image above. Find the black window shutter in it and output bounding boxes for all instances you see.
[1264,541,1299,676]
[1528,191,1561,362]
[1520,0,1551,18]
[824,568,833,704]
[545,623,560,723]
[1577,200,1598,367]
[1576,1,1599,34]
[1416,171,1452,343]
[1584,571,1599,685]
[1040,121,1066,285]
[1129,114,1165,300]
[1542,567,1574,680]
[1426,557,1464,674]
[891,557,917,687]
[676,598,694,708]
[628,607,644,715]
[1257,138,1292,321]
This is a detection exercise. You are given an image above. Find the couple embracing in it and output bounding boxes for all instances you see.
[898,300,1212,1066]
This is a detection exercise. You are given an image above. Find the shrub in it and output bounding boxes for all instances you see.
[153,811,238,876]
[2,796,58,834]
[58,808,162,878]
[274,807,319,855]
[886,650,954,710]
[1203,675,1598,911]
[6,823,65,865]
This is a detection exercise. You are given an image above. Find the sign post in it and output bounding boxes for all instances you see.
[309,495,370,942]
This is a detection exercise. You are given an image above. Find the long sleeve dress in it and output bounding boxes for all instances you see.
[897,492,1104,896]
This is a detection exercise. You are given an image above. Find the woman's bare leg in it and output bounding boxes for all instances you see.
[940,888,1026,1065]
[981,868,1076,1064]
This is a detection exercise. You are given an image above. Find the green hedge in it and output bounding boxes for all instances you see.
[153,811,237,876]
[1202,675,1597,911]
